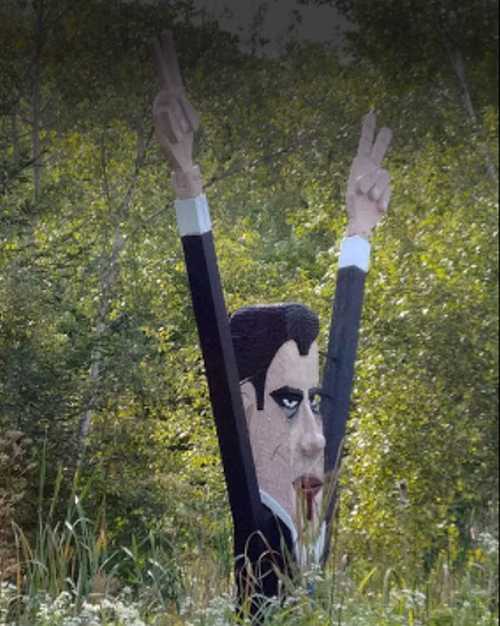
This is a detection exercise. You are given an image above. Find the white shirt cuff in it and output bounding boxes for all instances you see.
[339,235,371,272]
[175,194,212,237]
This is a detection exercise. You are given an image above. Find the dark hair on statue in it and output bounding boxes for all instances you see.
[230,303,319,410]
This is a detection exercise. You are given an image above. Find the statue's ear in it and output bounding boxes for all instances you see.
[240,381,257,421]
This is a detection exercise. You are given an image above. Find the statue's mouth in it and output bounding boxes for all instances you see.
[293,475,323,521]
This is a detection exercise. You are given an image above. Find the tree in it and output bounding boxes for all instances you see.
[0,1,496,574]
[301,0,498,182]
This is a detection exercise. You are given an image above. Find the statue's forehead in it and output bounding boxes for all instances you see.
[265,340,319,391]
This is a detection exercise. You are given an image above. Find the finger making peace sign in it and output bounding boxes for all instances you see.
[346,111,393,238]
[152,31,200,173]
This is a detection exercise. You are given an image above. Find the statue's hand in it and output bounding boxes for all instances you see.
[152,31,202,198]
[346,111,393,239]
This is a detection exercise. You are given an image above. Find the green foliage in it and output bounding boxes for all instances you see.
[0,0,497,616]
[305,0,498,94]
[1,505,498,624]
[0,430,36,578]
[337,132,499,571]
[6,469,186,624]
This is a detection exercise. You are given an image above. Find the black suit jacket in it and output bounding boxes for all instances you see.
[178,219,367,594]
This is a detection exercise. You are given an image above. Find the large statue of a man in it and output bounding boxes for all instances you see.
[153,32,392,601]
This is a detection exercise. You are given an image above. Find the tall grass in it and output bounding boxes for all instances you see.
[1,456,497,625]
[12,447,109,600]
[4,453,184,625]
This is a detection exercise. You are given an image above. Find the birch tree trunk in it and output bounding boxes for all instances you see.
[77,226,125,449]
[442,37,498,184]
[32,0,44,203]
[76,124,148,462]
[11,107,20,164]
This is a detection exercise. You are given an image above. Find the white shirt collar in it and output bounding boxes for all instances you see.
[259,489,326,567]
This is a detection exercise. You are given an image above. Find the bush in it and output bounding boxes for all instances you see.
[0,429,36,580]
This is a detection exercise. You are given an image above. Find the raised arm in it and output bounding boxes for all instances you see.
[152,32,262,545]
[321,112,392,555]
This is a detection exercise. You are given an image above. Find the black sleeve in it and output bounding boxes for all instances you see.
[181,229,295,601]
[180,231,262,543]
[321,265,367,475]
[320,264,367,565]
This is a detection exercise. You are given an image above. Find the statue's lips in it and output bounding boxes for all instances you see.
[293,475,323,498]
[293,475,323,521]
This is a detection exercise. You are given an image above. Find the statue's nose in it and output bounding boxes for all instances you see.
[299,406,326,457]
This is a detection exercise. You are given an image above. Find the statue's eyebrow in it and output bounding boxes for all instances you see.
[270,386,303,399]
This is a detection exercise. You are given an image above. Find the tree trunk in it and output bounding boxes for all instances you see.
[32,0,44,202]
[11,107,20,163]
[77,225,125,448]
[444,41,498,184]
[76,124,148,462]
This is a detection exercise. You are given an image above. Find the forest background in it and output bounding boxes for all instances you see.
[0,0,498,624]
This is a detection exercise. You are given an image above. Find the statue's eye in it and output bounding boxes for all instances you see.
[281,396,300,417]
[270,389,303,419]
[309,389,322,415]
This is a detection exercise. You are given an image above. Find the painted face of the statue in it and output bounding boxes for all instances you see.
[241,339,325,529]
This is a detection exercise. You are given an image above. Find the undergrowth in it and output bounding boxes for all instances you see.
[0,449,497,625]
[0,483,497,626]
